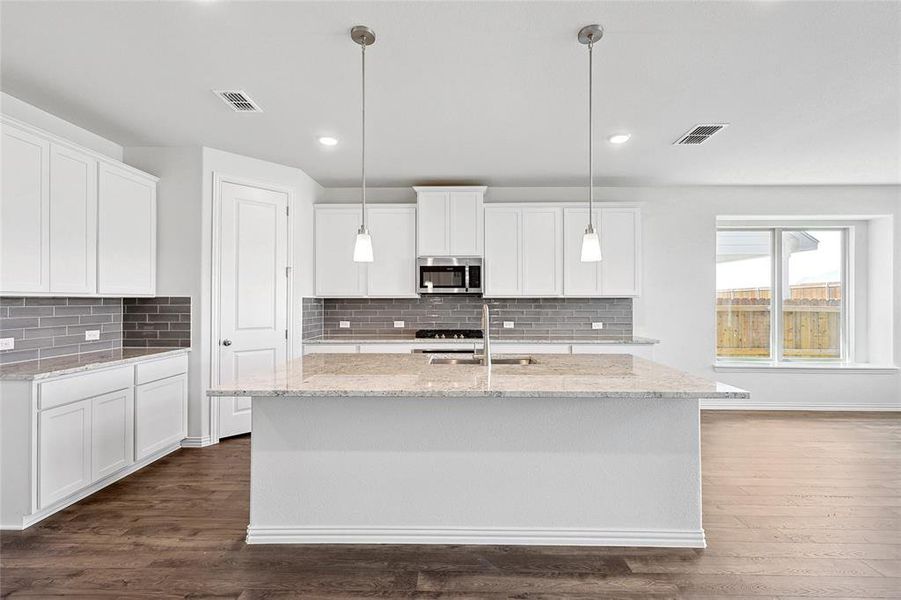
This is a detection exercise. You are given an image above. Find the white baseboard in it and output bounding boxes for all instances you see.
[4,442,182,530]
[701,400,901,411]
[181,435,215,448]
[245,526,706,548]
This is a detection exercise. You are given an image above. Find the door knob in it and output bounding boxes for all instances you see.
[222,339,232,346]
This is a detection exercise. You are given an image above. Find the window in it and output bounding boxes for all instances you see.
[716,228,847,363]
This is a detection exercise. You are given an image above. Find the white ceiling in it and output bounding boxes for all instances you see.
[2,1,899,187]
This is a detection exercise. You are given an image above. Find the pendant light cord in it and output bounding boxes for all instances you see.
[361,41,367,231]
[588,37,594,231]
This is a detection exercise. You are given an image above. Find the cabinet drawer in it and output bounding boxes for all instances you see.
[303,344,358,354]
[358,344,417,354]
[492,343,571,355]
[39,366,132,410]
[134,354,188,385]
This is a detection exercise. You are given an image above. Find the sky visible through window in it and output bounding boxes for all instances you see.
[717,230,841,290]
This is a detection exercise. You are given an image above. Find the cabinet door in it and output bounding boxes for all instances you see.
[135,374,187,461]
[366,206,416,296]
[521,207,563,296]
[49,144,97,294]
[315,207,366,296]
[484,207,520,296]
[39,399,92,508]
[600,207,641,296]
[97,163,156,295]
[448,191,483,256]
[1,125,50,293]
[91,388,134,480]
[416,191,449,256]
[562,208,602,296]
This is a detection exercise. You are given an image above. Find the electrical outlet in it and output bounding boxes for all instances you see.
[592,322,604,330]
[393,320,405,328]
[503,321,514,329]
[85,330,101,341]
[0,337,14,351]
[339,321,350,329]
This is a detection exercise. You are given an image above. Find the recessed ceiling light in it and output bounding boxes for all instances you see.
[318,136,338,146]
[608,133,631,144]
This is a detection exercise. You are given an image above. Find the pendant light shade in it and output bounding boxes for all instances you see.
[581,225,602,262]
[579,24,604,263]
[351,25,375,263]
[353,228,374,262]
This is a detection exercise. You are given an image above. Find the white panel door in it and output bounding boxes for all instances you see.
[448,191,483,256]
[218,182,288,438]
[49,144,97,294]
[91,388,134,480]
[1,125,50,293]
[563,207,602,296]
[600,207,641,296]
[97,163,156,295]
[39,398,92,508]
[366,206,416,296]
[135,374,187,459]
[522,206,563,296]
[484,207,520,296]
[315,207,366,296]
[416,191,449,256]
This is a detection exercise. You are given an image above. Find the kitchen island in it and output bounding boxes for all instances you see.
[209,353,748,548]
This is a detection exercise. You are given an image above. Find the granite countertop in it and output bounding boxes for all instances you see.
[303,336,660,345]
[208,353,748,399]
[0,347,190,381]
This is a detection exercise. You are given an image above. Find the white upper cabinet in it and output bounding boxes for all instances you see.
[49,144,97,294]
[0,118,157,296]
[1,125,50,293]
[315,204,416,297]
[366,206,417,297]
[97,162,157,295]
[563,205,641,297]
[315,206,366,297]
[414,186,485,257]
[484,205,563,297]
[484,207,521,296]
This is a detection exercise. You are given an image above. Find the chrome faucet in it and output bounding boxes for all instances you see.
[480,303,491,367]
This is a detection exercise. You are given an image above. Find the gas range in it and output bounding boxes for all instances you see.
[414,329,483,340]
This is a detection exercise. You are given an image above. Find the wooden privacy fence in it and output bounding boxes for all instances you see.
[716,288,841,358]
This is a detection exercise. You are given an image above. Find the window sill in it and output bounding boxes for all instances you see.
[714,362,898,374]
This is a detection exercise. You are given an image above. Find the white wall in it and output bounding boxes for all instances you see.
[1,93,123,160]
[124,146,322,444]
[323,184,901,410]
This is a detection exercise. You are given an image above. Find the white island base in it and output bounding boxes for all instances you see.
[247,394,705,548]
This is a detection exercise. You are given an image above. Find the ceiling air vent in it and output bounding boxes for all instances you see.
[673,123,728,145]
[213,90,262,113]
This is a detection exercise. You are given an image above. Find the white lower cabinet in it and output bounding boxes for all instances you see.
[2,352,189,529]
[38,398,93,509]
[135,374,187,461]
[91,388,135,480]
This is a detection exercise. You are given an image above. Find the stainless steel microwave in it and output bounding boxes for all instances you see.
[417,257,482,294]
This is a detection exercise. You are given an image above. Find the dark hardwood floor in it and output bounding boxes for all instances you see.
[2,411,899,599]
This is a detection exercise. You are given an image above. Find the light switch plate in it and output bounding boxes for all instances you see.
[339,321,350,328]
[393,320,404,328]
[85,330,101,341]
[0,337,14,351]
[592,322,604,330]
[503,321,514,329]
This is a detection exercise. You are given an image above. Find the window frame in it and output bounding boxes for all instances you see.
[716,225,852,365]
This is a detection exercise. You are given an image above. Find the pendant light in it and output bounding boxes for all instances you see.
[352,25,375,262]
[578,24,603,263]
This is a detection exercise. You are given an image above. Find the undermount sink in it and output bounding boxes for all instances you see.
[428,355,537,366]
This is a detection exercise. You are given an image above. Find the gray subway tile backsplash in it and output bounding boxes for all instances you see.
[0,296,192,364]
[304,296,632,341]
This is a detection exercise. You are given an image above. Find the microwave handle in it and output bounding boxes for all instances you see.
[464,265,470,291]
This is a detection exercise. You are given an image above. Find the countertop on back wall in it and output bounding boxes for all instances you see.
[302,336,659,345]
[0,347,190,381]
